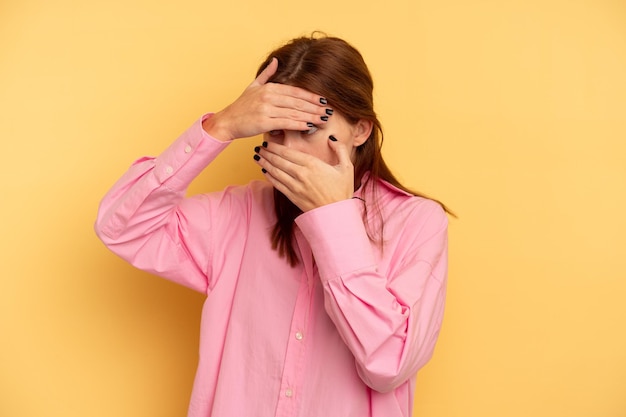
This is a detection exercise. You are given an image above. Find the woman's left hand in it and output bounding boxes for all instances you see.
[254,137,355,212]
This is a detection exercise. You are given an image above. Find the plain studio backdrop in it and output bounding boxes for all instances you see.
[1,0,624,416]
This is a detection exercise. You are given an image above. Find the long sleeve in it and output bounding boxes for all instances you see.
[295,195,448,393]
[94,114,231,293]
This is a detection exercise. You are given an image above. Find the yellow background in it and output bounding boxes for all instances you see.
[1,0,625,416]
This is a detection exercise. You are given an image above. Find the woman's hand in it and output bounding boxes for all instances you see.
[203,58,330,142]
[254,136,355,212]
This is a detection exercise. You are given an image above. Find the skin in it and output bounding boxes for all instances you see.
[203,58,373,212]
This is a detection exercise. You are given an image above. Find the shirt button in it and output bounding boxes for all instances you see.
[285,388,293,398]
[165,166,173,174]
[184,145,192,153]
[295,332,303,341]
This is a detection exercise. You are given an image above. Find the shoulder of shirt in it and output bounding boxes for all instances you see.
[241,180,275,209]
[196,180,272,207]
[374,177,439,206]
[373,177,447,224]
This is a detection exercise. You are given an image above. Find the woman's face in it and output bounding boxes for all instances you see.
[264,112,370,165]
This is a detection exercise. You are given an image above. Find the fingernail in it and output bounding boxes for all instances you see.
[320,116,328,122]
[254,146,260,153]
[320,97,328,105]
[261,168,267,174]
[329,135,338,142]
[262,141,268,148]
[325,108,334,115]
[253,154,261,161]
[307,122,315,128]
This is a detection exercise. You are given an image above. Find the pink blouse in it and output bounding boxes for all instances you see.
[95,115,448,417]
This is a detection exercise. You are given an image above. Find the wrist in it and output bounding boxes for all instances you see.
[202,112,233,142]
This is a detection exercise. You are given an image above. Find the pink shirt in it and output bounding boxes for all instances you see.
[95,115,448,417]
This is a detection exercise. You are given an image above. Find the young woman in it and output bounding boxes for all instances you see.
[96,34,449,417]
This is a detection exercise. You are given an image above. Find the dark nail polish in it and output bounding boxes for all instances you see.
[307,122,314,128]
[326,108,334,115]
[320,97,328,105]
[253,154,260,161]
[320,116,328,122]
[261,168,267,174]
[254,146,260,153]
[262,141,268,148]
[329,135,338,142]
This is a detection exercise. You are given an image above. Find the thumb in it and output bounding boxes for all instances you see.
[328,135,353,167]
[254,57,278,86]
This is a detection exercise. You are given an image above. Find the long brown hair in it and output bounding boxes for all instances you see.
[256,34,453,266]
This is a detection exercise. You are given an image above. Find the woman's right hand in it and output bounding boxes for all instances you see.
[202,58,331,142]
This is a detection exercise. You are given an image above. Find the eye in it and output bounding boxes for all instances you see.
[302,125,319,135]
[268,130,284,136]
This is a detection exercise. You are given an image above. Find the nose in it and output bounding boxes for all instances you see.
[282,130,301,149]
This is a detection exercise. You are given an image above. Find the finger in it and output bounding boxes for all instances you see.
[254,151,304,200]
[254,57,279,86]
[255,118,319,134]
[260,142,313,167]
[265,109,330,127]
[265,83,329,111]
[261,169,304,209]
[257,149,304,181]
[328,135,353,166]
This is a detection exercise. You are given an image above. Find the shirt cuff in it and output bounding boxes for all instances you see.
[152,113,230,190]
[295,199,376,283]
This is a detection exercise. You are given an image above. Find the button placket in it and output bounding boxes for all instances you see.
[274,270,314,416]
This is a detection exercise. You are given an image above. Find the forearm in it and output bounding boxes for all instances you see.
[96,114,227,240]
[296,199,448,392]
[94,114,230,291]
[322,263,446,392]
